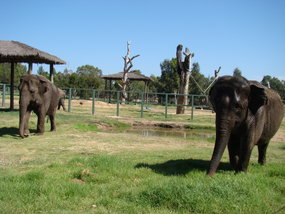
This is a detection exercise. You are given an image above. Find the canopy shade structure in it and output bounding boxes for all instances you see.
[0,40,66,110]
[102,72,152,82]
[102,72,152,103]
[0,41,66,64]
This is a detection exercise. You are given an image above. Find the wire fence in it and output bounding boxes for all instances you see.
[1,83,212,120]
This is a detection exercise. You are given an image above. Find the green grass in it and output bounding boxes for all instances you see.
[0,108,284,214]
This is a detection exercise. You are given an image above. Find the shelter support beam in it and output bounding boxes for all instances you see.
[28,63,33,74]
[49,64,54,83]
[10,63,14,110]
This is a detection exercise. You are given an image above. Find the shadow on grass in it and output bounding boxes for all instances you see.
[0,108,18,112]
[135,159,232,176]
[0,127,37,137]
[0,127,19,137]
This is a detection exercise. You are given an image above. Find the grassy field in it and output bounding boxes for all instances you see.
[0,102,284,214]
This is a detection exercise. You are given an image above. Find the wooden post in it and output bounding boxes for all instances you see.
[109,80,112,103]
[10,63,14,110]
[104,79,107,102]
[28,63,33,74]
[49,64,54,83]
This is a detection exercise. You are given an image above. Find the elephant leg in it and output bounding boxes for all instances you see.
[258,140,269,165]
[36,111,46,134]
[237,133,255,172]
[24,111,31,136]
[49,114,56,131]
[228,136,239,172]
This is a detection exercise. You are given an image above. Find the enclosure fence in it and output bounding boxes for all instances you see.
[0,83,213,120]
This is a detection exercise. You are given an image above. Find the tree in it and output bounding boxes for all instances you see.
[0,63,27,84]
[176,44,194,114]
[158,58,179,93]
[189,63,210,94]
[261,75,285,100]
[233,68,242,77]
[120,41,140,104]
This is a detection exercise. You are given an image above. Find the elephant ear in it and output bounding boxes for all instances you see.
[249,82,268,114]
[38,79,49,94]
[18,75,28,90]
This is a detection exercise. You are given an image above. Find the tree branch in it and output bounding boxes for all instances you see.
[130,54,140,61]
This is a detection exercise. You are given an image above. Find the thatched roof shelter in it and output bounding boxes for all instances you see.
[102,71,152,91]
[0,40,66,109]
[102,72,152,103]
[102,72,152,82]
[0,41,66,64]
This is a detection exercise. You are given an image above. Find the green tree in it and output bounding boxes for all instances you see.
[76,65,103,89]
[157,58,179,93]
[261,75,285,100]
[233,68,242,77]
[0,63,27,84]
[189,62,211,95]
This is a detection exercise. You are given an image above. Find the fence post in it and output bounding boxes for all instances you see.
[92,89,95,115]
[116,91,120,116]
[191,95,194,120]
[68,88,72,112]
[2,84,6,107]
[165,93,168,119]
[140,93,144,118]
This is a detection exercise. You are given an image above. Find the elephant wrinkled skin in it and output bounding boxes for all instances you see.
[207,76,284,176]
[18,74,65,138]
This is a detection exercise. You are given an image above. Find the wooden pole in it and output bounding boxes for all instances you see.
[10,63,14,110]
[49,64,54,83]
[28,63,33,74]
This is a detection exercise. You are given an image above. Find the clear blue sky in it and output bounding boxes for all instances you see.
[1,0,285,81]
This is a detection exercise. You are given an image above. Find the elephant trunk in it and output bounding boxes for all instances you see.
[207,118,231,176]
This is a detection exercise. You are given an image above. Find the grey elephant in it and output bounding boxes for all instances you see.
[207,75,284,176]
[57,88,66,111]
[18,74,65,138]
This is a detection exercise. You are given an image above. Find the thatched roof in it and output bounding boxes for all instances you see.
[0,40,66,64]
[102,72,152,82]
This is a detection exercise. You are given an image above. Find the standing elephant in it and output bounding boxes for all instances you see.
[18,74,65,138]
[207,76,284,176]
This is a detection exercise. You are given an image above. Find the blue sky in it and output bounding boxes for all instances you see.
[1,0,285,81]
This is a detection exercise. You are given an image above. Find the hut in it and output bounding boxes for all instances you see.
[102,71,152,91]
[102,71,152,103]
[0,40,66,109]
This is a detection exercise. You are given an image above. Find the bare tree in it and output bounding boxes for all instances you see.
[176,44,194,114]
[119,41,140,104]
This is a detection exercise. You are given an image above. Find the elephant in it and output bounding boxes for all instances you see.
[57,88,66,111]
[18,74,65,138]
[207,75,284,176]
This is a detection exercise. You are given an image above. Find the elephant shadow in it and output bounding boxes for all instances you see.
[0,127,37,137]
[135,159,232,176]
[0,127,19,137]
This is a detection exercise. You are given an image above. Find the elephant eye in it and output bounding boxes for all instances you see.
[234,103,242,110]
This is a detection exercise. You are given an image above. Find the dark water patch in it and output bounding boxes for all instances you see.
[110,127,215,141]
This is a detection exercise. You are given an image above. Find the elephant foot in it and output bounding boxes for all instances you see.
[35,132,44,136]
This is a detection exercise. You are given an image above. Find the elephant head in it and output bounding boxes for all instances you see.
[207,76,268,176]
[18,75,50,138]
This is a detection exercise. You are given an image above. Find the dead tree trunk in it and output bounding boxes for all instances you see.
[120,41,140,104]
[176,44,194,114]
